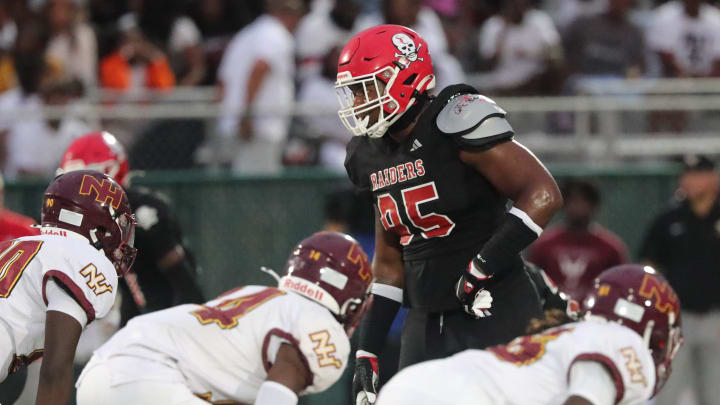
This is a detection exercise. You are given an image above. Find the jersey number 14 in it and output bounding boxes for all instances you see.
[377,181,455,245]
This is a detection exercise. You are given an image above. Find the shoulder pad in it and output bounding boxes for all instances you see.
[436,94,514,148]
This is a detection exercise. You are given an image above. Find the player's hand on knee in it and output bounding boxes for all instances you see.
[353,351,379,405]
[455,257,494,318]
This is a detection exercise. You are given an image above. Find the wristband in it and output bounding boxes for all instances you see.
[356,283,402,355]
[477,208,541,277]
[255,381,298,405]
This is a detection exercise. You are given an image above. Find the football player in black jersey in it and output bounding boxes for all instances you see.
[337,25,562,404]
[58,132,205,325]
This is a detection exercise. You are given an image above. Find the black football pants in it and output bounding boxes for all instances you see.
[398,261,543,369]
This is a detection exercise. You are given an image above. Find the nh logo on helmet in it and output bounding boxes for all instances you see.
[638,274,678,315]
[79,174,122,210]
[346,243,371,281]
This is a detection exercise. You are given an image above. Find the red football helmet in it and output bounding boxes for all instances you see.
[279,231,373,335]
[584,265,683,397]
[58,132,130,187]
[41,170,137,276]
[335,24,435,138]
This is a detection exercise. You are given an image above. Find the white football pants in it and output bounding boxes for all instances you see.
[377,357,495,405]
[76,362,209,405]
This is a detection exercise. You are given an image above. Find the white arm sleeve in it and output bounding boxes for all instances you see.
[255,381,298,405]
[46,279,89,328]
[567,360,617,405]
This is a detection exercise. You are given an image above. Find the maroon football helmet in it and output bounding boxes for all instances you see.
[584,264,683,396]
[279,231,373,335]
[41,170,137,276]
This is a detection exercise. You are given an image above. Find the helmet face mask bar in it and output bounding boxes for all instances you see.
[336,67,401,138]
[108,208,137,276]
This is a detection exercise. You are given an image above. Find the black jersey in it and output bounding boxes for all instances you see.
[122,187,199,323]
[345,84,513,261]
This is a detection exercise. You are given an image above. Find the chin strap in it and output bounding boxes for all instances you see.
[388,91,431,134]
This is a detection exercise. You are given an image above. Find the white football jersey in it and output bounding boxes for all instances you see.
[82,285,350,404]
[646,1,720,76]
[380,319,656,405]
[0,234,118,381]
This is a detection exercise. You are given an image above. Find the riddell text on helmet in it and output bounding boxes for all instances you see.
[283,277,325,302]
[370,159,425,191]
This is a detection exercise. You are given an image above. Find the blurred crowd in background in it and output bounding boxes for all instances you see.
[0,0,719,178]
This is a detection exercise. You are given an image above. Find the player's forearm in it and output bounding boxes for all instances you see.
[562,396,594,405]
[38,311,82,405]
[372,260,404,288]
[356,283,402,355]
[35,364,74,405]
[372,214,405,288]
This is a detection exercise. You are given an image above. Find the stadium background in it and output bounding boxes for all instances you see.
[0,0,718,403]
[2,163,680,404]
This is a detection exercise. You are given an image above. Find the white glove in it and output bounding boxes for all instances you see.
[469,289,493,318]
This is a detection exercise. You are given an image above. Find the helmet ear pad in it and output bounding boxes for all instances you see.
[335,25,435,138]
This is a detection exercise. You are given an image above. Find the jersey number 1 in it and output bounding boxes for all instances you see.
[0,240,43,298]
[377,181,455,245]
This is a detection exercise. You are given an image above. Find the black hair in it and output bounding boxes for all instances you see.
[526,309,575,334]
[561,179,600,207]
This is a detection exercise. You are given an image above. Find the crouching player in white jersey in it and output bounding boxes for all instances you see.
[76,231,373,405]
[378,264,683,405]
[0,170,137,405]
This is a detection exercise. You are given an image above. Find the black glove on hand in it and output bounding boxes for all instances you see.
[353,351,379,405]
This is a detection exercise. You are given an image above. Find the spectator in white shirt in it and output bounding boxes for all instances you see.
[216,0,306,174]
[478,0,563,95]
[43,0,97,90]
[297,45,348,171]
[647,0,720,78]
[295,0,359,82]
[187,0,261,85]
[1,52,90,180]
